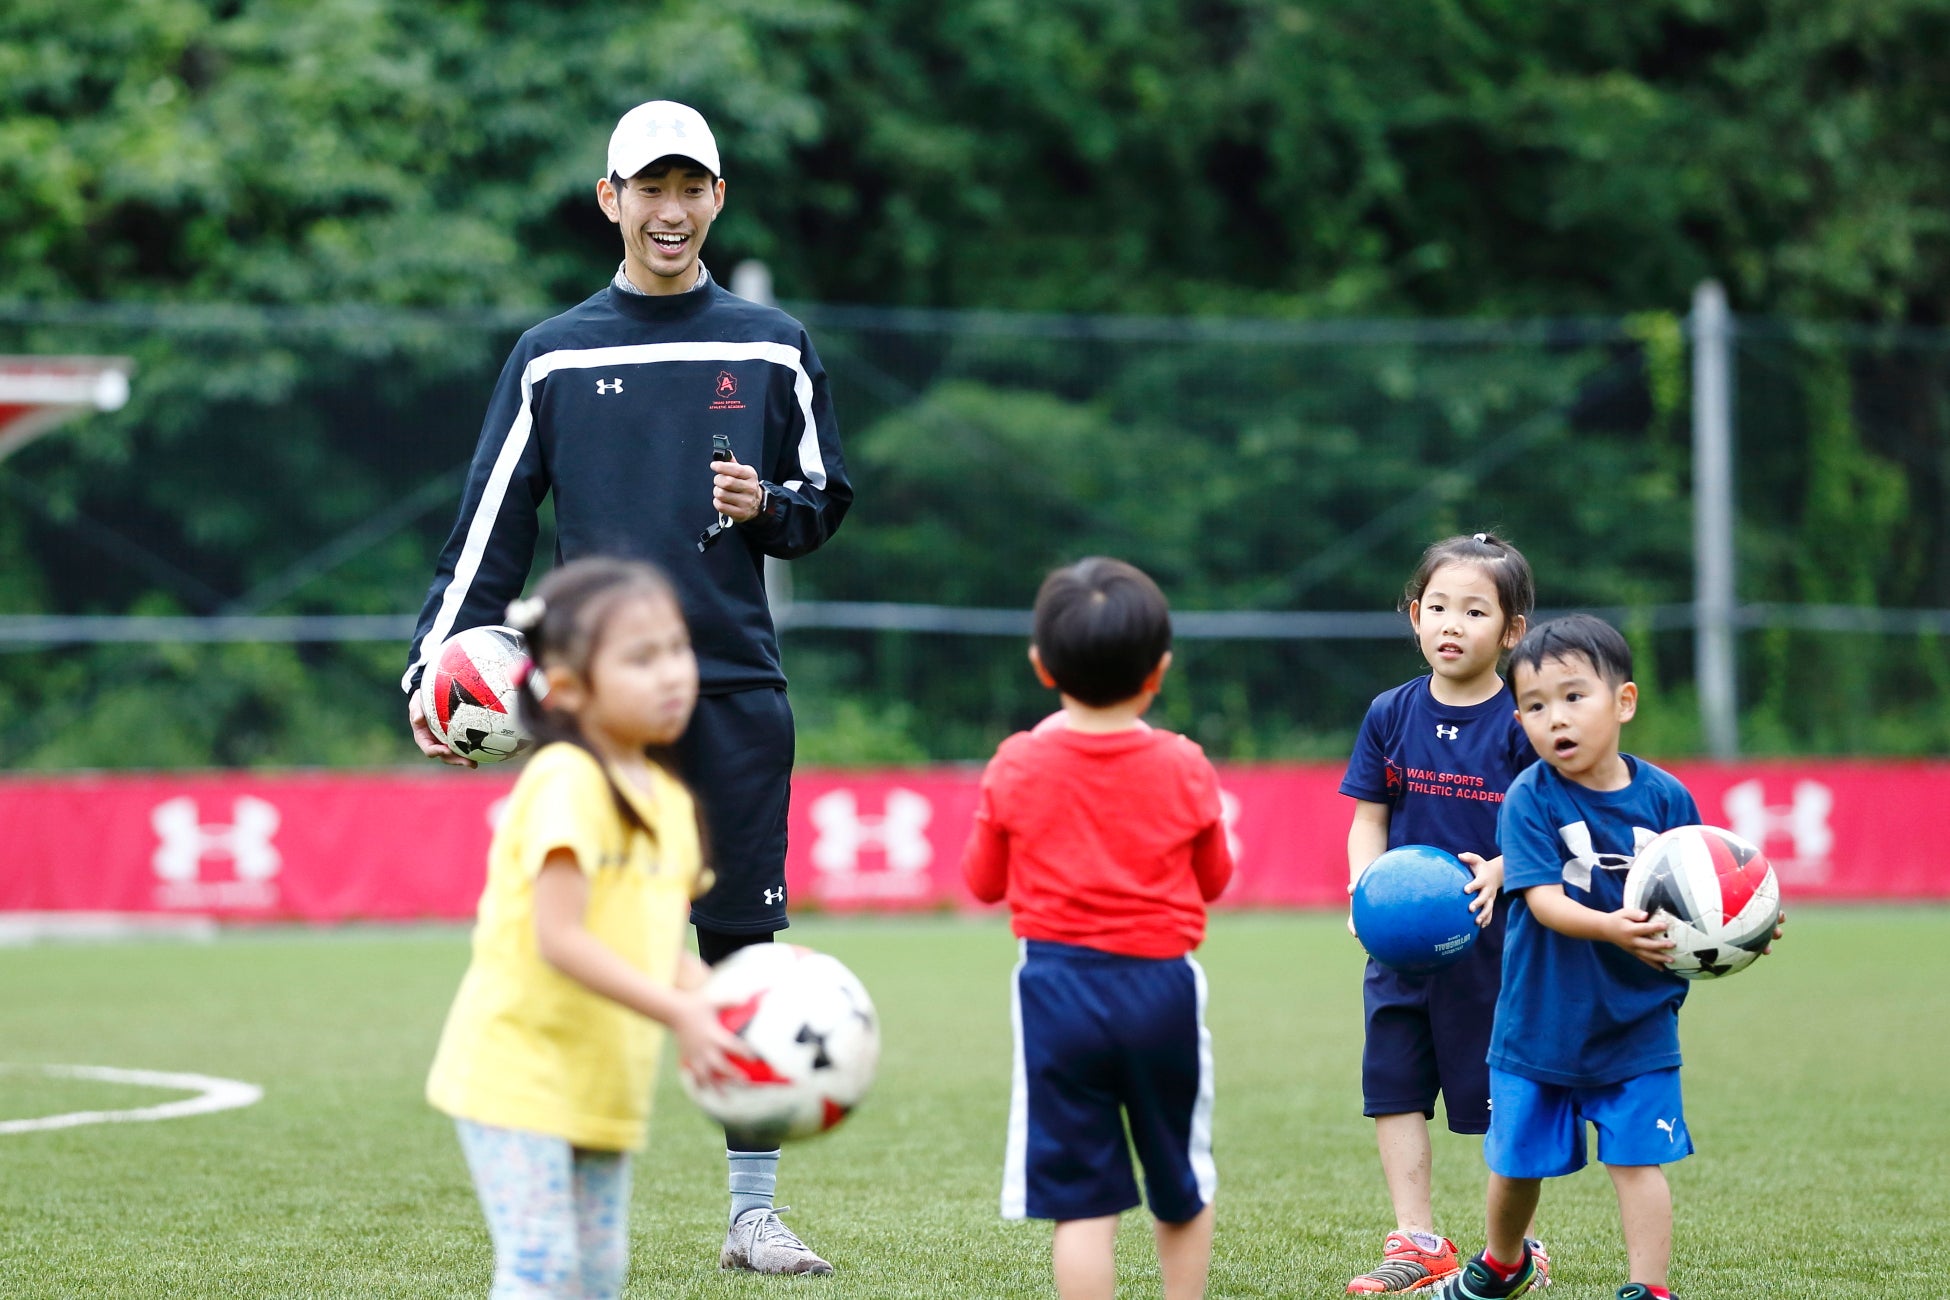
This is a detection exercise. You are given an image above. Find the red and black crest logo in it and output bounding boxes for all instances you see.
[715,370,738,398]
[1383,758,1403,797]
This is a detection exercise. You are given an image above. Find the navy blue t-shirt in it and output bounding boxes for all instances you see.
[1340,676,1535,861]
[1490,755,1702,1088]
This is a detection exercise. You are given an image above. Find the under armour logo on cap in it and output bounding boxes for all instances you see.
[607,100,721,180]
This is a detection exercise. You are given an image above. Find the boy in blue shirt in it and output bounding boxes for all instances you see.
[1431,615,1780,1300]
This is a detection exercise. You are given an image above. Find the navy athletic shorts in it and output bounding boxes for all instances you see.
[1003,940,1216,1224]
[1361,915,1504,1134]
[675,687,793,936]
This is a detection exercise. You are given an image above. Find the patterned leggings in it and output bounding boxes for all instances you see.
[455,1119,633,1299]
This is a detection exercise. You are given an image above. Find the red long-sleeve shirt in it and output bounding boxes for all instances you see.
[960,715,1234,959]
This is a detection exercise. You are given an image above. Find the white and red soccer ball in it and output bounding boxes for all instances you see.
[681,944,880,1143]
[418,624,532,763]
[1624,824,1781,980]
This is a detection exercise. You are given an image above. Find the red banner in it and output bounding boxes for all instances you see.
[0,762,1944,922]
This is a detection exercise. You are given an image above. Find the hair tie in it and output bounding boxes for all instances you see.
[1473,532,1489,544]
[510,656,550,699]
[505,596,546,631]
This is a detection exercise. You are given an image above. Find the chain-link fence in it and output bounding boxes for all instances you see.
[2,293,1946,768]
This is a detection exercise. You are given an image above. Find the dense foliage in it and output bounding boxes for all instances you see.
[2,0,1947,765]
[7,0,1950,319]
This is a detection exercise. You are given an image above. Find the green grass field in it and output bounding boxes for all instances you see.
[2,910,1945,1299]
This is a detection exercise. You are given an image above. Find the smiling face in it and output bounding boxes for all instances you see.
[597,159,725,294]
[1409,561,1524,703]
[1514,651,1638,789]
[547,590,699,755]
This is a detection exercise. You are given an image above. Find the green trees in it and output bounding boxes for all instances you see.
[4,0,1948,765]
[9,0,1950,319]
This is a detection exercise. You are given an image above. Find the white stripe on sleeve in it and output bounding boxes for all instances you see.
[401,373,540,692]
[403,336,828,691]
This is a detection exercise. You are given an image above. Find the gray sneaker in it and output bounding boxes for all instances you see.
[721,1206,834,1276]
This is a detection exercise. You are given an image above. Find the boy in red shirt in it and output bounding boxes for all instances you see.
[962,557,1235,1300]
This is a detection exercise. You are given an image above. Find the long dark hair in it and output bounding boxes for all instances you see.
[505,557,687,843]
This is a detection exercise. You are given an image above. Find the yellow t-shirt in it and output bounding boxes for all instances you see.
[426,742,702,1151]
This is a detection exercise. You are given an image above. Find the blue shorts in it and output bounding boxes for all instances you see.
[1003,941,1216,1223]
[1483,1067,1693,1178]
[1361,916,1504,1133]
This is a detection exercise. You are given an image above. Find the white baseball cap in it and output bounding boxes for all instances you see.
[606,100,721,181]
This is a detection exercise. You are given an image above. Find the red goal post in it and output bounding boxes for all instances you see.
[0,355,134,463]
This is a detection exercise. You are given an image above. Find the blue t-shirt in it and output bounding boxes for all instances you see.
[1490,755,1702,1088]
[1340,676,1535,861]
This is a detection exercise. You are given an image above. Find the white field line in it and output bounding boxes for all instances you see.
[0,912,218,946]
[0,1064,263,1135]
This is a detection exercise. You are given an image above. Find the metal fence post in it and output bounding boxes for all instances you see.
[1690,280,1739,757]
[729,260,795,618]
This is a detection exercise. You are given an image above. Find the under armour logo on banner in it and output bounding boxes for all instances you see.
[596,378,623,395]
[809,789,934,875]
[1723,779,1833,877]
[151,796,282,883]
[1435,724,1460,740]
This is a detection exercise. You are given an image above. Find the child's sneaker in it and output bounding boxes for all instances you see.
[1524,1237,1551,1288]
[720,1206,834,1275]
[1426,1249,1537,1300]
[1615,1287,1677,1300]
[1347,1231,1461,1293]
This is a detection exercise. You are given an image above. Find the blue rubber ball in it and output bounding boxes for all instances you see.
[1352,844,1479,974]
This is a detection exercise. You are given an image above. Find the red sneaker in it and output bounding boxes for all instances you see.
[1348,1231,1463,1294]
[1524,1237,1552,1289]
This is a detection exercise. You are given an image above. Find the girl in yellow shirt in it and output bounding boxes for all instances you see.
[427,557,741,1299]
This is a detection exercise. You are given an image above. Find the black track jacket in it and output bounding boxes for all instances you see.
[404,275,851,696]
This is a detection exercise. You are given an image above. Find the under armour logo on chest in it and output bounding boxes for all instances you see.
[1435,724,1460,740]
[596,378,624,395]
[1558,821,1660,890]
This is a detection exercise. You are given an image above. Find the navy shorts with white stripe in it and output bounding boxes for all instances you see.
[1003,940,1217,1223]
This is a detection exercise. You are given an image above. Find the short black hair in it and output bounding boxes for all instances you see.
[615,157,718,186]
[1031,557,1172,707]
[1509,613,1633,688]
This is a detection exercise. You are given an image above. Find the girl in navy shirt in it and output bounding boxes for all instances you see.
[1338,533,1547,1295]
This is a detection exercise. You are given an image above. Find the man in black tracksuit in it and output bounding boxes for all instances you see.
[404,100,851,1275]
